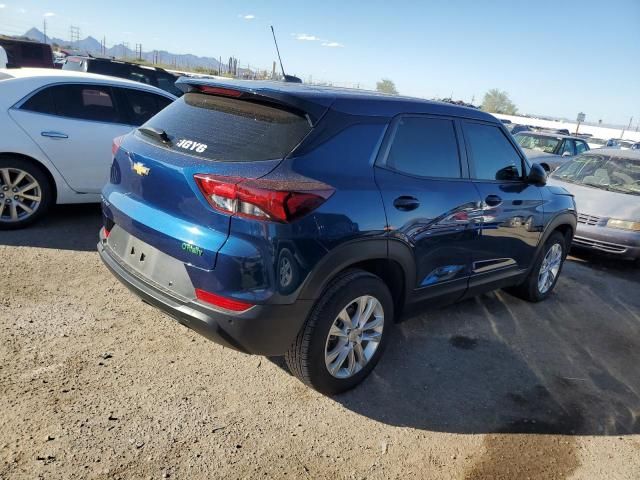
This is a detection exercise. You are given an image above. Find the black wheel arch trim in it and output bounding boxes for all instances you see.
[298,238,416,304]
[528,210,576,273]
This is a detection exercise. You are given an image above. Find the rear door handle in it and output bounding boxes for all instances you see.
[393,196,420,211]
[485,195,502,207]
[41,131,68,139]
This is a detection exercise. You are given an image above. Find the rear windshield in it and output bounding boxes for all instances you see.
[140,93,312,162]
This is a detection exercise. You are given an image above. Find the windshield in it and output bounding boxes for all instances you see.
[552,153,640,195]
[514,133,560,153]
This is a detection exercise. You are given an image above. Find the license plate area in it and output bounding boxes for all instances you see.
[106,225,194,300]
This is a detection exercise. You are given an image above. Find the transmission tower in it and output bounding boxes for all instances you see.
[69,26,80,49]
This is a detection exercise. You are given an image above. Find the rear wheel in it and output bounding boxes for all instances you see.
[0,158,52,229]
[285,270,393,395]
[507,231,567,302]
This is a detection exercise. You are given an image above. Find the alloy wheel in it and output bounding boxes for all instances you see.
[0,168,42,224]
[538,243,563,294]
[324,295,384,379]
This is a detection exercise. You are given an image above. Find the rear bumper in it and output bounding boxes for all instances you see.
[98,237,313,356]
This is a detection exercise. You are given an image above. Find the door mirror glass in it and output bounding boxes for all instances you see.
[528,163,547,185]
[562,151,572,157]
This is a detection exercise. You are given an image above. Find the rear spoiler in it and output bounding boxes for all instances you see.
[175,77,333,126]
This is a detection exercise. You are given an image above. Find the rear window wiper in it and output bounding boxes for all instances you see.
[138,126,171,145]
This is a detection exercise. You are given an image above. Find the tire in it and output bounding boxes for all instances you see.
[0,158,53,230]
[285,269,394,395]
[507,231,567,302]
[277,248,299,295]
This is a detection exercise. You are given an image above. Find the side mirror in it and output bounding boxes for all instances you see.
[562,151,572,157]
[539,162,551,173]
[528,163,547,185]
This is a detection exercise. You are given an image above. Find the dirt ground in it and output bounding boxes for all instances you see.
[1,205,639,480]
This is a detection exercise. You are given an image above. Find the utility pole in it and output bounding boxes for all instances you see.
[69,25,80,49]
[102,36,106,55]
[621,116,633,138]
[135,43,142,61]
[43,18,47,44]
[122,42,129,60]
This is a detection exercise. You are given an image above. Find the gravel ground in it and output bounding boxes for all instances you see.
[1,205,639,480]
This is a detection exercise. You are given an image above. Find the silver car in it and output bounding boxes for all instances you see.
[548,149,640,261]
[514,131,590,171]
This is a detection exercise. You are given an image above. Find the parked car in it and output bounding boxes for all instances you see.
[548,149,640,261]
[514,131,590,170]
[0,68,175,228]
[508,124,531,135]
[631,142,640,150]
[62,55,182,96]
[0,37,54,69]
[618,140,636,150]
[98,78,577,394]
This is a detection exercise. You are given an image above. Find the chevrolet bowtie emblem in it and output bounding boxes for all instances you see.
[132,162,150,176]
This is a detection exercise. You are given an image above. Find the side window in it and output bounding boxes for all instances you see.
[463,122,523,181]
[385,117,461,178]
[20,87,56,114]
[48,84,121,123]
[116,88,172,126]
[575,141,588,154]
[561,140,576,156]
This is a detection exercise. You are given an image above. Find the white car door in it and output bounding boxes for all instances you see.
[10,83,133,194]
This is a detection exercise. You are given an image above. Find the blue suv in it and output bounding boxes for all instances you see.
[98,79,576,394]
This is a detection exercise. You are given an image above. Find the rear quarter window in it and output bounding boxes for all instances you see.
[141,93,312,162]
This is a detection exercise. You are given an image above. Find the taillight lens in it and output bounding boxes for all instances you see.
[195,288,253,312]
[112,135,126,156]
[194,174,334,223]
[196,85,243,97]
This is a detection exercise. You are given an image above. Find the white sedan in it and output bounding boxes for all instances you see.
[0,68,176,228]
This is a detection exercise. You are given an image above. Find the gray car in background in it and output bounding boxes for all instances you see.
[515,131,590,171]
[548,149,640,261]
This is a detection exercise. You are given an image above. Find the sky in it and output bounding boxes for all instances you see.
[1,0,639,125]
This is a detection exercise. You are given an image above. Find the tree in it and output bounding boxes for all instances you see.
[376,79,398,95]
[481,89,518,115]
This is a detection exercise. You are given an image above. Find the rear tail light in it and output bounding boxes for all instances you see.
[195,288,253,312]
[101,226,111,238]
[194,174,334,223]
[112,135,126,156]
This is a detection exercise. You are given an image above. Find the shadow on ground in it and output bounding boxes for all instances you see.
[274,259,640,436]
[0,204,101,252]
[568,247,639,283]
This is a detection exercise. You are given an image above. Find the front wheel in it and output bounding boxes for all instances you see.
[285,270,394,395]
[0,158,53,229]
[506,231,567,302]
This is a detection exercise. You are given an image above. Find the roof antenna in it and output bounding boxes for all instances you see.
[270,25,302,83]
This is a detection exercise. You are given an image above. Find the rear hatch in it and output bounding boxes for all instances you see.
[106,85,321,269]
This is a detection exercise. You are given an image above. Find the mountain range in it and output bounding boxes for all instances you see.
[23,27,223,70]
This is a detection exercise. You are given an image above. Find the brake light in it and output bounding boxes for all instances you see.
[196,85,243,97]
[102,226,111,238]
[195,288,253,312]
[112,135,125,156]
[194,174,334,223]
